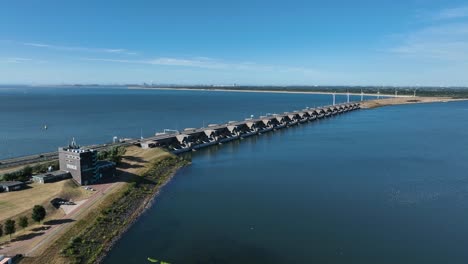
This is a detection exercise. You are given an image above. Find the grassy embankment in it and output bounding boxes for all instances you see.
[20,147,189,264]
[0,159,91,248]
[0,180,87,222]
[0,180,89,245]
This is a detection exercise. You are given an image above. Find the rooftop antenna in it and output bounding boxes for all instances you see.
[70,137,79,149]
[332,92,336,106]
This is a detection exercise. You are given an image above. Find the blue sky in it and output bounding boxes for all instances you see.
[1,0,468,86]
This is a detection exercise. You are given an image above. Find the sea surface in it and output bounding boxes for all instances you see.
[2,87,468,263]
[0,86,360,159]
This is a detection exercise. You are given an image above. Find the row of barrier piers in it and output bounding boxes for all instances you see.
[140,102,361,154]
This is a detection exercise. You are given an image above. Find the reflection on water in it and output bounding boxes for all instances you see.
[0,87,366,159]
[3,87,468,264]
[105,101,468,264]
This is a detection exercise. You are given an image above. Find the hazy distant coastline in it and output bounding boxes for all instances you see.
[128,86,403,97]
[129,86,468,108]
[2,84,468,98]
[128,85,468,98]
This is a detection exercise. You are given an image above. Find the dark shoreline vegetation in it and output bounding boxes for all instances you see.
[20,153,189,264]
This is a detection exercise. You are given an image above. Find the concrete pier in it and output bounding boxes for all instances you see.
[141,102,360,154]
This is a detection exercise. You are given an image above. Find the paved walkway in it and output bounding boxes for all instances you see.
[60,200,88,215]
[0,181,121,257]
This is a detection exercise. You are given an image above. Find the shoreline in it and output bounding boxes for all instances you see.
[95,159,187,264]
[91,96,465,263]
[130,86,468,109]
[80,154,189,264]
[18,150,189,264]
[128,86,408,98]
[10,94,468,263]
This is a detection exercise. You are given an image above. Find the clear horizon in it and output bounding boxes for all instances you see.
[1,0,468,86]
[1,84,468,89]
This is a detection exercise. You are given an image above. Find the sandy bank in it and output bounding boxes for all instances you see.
[359,97,468,109]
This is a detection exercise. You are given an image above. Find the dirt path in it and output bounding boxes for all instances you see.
[0,182,121,256]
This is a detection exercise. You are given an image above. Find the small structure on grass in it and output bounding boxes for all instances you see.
[0,181,26,192]
[32,170,72,184]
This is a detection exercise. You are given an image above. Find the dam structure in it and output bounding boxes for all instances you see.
[0,102,360,169]
[141,102,361,154]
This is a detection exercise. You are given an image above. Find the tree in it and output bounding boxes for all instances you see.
[111,146,127,163]
[22,166,33,177]
[4,219,16,239]
[19,216,29,229]
[2,165,35,182]
[32,205,46,223]
[97,151,108,161]
[97,146,127,164]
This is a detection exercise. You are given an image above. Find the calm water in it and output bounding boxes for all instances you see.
[0,87,359,159]
[104,101,468,264]
[2,87,468,263]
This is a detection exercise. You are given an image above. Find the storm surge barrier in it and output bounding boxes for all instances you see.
[0,102,360,168]
[141,102,361,154]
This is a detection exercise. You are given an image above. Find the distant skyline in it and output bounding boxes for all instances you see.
[1,0,468,86]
